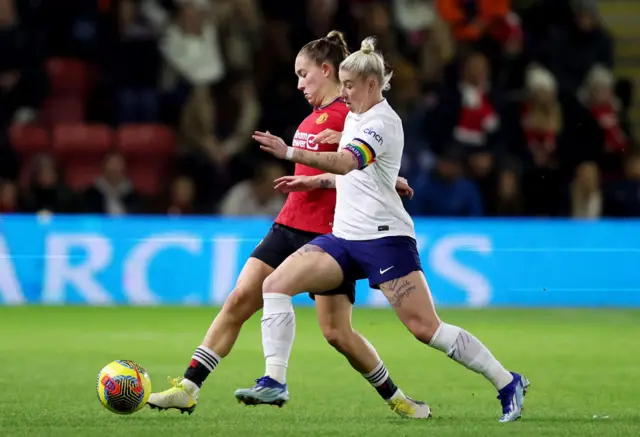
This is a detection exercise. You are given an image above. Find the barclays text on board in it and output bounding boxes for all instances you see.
[0,216,638,307]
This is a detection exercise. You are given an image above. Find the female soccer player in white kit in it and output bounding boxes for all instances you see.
[236,37,530,423]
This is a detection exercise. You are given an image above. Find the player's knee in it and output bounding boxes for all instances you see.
[405,317,441,344]
[321,326,352,353]
[262,273,279,295]
[262,272,294,296]
[220,286,262,324]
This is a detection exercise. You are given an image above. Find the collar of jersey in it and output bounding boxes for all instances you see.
[315,97,345,111]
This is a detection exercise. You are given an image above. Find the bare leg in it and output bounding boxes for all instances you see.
[236,250,431,417]
[260,245,345,383]
[148,258,274,413]
[316,294,424,411]
[315,294,380,373]
[183,258,272,388]
[201,258,272,358]
[379,271,513,390]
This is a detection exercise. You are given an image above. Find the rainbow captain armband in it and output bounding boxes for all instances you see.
[344,138,376,169]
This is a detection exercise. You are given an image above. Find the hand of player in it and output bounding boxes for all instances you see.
[395,177,414,199]
[274,175,317,193]
[253,131,289,159]
[314,129,342,145]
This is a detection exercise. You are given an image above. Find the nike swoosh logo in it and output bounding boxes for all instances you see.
[379,266,394,274]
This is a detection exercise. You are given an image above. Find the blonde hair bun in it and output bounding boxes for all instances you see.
[360,37,377,54]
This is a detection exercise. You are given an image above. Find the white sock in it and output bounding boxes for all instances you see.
[429,323,514,390]
[262,293,295,384]
[182,378,200,396]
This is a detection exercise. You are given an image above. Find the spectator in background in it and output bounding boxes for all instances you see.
[109,0,161,124]
[160,0,225,126]
[211,0,262,184]
[579,65,629,180]
[453,53,499,149]
[0,0,46,182]
[510,65,563,216]
[160,0,229,206]
[140,0,176,31]
[160,0,234,207]
[20,155,77,214]
[0,0,47,126]
[0,179,17,213]
[494,168,522,216]
[220,160,286,217]
[436,0,523,75]
[570,161,602,219]
[427,52,501,155]
[543,0,613,94]
[84,151,141,215]
[614,78,635,147]
[408,147,483,217]
[167,175,197,215]
[437,0,511,44]
[466,150,498,213]
[604,154,640,217]
[392,0,454,85]
[519,66,561,168]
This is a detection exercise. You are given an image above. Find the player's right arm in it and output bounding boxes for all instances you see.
[314,129,342,145]
[275,174,414,198]
[274,174,336,193]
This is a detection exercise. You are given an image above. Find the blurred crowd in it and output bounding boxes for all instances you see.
[0,0,638,218]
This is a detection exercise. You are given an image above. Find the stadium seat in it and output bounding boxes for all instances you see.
[52,124,114,190]
[45,58,92,97]
[115,124,176,196]
[40,96,86,127]
[116,124,175,156]
[9,124,50,155]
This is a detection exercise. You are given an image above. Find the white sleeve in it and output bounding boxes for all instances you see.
[342,119,389,169]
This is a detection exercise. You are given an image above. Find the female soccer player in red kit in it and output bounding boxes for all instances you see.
[148,31,430,419]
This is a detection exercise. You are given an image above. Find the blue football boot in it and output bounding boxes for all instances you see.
[497,372,530,422]
[234,376,290,407]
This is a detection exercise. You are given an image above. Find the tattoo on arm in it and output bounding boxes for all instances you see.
[316,173,336,189]
[383,279,417,308]
[319,178,333,189]
[292,149,358,174]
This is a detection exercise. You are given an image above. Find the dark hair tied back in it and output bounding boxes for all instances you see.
[298,30,350,81]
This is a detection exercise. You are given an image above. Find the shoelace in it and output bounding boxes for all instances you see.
[167,376,185,389]
[389,398,416,415]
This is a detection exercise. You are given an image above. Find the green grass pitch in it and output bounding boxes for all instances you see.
[1,307,639,436]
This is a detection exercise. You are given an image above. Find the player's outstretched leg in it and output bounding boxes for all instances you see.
[234,245,345,407]
[379,271,530,423]
[148,258,271,414]
[315,294,431,418]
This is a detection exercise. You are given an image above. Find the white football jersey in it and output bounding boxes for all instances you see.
[333,99,415,240]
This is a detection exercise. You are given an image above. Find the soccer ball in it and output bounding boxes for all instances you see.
[96,360,152,414]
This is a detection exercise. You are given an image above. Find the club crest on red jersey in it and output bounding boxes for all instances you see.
[316,113,328,124]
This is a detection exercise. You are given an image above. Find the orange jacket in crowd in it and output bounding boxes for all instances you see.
[436,0,510,42]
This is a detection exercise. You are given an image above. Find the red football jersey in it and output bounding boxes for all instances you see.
[275,98,349,234]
